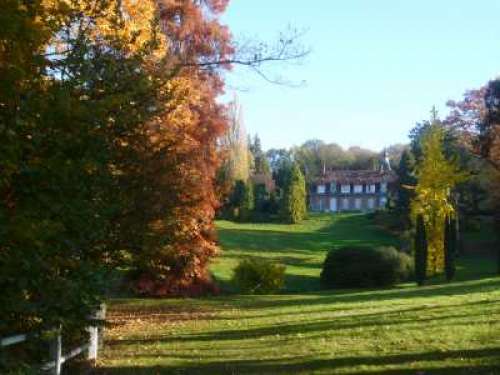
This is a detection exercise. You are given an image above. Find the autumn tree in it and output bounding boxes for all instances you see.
[446,81,500,273]
[483,80,500,273]
[411,116,466,275]
[217,97,251,206]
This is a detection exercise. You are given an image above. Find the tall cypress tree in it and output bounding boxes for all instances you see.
[396,150,417,229]
[240,181,255,221]
[415,214,428,286]
[281,163,307,224]
[444,216,457,281]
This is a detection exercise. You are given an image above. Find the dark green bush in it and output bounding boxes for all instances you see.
[320,246,413,289]
[232,258,286,294]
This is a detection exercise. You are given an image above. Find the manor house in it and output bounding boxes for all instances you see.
[309,152,397,213]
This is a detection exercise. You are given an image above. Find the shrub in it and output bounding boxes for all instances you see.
[320,246,413,289]
[232,258,286,294]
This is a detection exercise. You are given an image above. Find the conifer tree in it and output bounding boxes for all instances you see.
[241,181,255,221]
[444,216,457,282]
[281,163,307,223]
[396,149,417,228]
[415,214,428,286]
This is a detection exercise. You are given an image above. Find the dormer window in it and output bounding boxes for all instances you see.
[317,184,326,194]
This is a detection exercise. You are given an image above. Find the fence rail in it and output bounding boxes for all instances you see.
[0,304,106,375]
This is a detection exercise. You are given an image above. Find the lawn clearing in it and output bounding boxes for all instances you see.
[97,214,500,374]
[212,213,400,292]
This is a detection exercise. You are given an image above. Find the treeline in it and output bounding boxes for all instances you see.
[217,109,406,224]
[217,115,307,224]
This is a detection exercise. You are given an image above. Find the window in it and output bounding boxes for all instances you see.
[354,185,363,194]
[380,183,388,193]
[330,182,337,193]
[342,198,349,210]
[367,198,375,209]
[317,184,326,194]
[354,198,362,210]
[367,184,376,193]
[380,197,387,208]
[341,184,351,194]
[330,198,337,212]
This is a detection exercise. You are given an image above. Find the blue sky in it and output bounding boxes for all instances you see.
[221,1,500,151]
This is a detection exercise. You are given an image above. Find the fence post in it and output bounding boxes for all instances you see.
[49,327,62,375]
[87,325,98,361]
[87,303,106,362]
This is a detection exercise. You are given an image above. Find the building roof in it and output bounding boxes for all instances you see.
[314,170,398,185]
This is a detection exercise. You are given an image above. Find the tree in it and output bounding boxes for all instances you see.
[411,118,466,275]
[0,0,164,341]
[414,214,428,286]
[483,80,500,170]
[292,140,379,185]
[241,181,255,221]
[254,183,269,213]
[446,81,500,274]
[444,216,457,282]
[250,134,271,175]
[229,179,253,221]
[484,80,500,273]
[396,149,417,229]
[281,163,307,223]
[216,97,251,204]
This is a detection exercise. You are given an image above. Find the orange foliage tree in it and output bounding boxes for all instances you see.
[120,0,234,296]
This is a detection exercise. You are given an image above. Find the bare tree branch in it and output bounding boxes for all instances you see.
[177,26,310,86]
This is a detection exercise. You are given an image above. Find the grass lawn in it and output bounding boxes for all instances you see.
[213,213,400,292]
[97,214,500,375]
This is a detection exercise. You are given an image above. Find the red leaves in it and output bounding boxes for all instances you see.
[128,1,232,297]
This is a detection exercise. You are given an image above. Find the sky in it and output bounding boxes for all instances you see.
[220,0,500,151]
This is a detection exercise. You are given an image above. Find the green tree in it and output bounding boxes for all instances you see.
[444,216,457,282]
[396,149,417,229]
[241,181,255,221]
[414,214,428,286]
[250,134,271,175]
[254,183,269,212]
[230,180,254,221]
[281,163,307,224]
[0,0,162,340]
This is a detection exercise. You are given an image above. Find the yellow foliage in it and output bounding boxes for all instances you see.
[42,0,167,59]
[411,124,467,275]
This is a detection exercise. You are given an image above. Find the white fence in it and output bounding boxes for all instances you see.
[0,304,106,375]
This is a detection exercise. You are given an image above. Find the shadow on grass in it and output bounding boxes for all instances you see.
[217,213,400,253]
[95,347,500,374]
[105,298,499,347]
[225,276,500,311]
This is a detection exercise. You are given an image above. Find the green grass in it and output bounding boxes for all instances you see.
[97,214,500,374]
[212,213,400,292]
